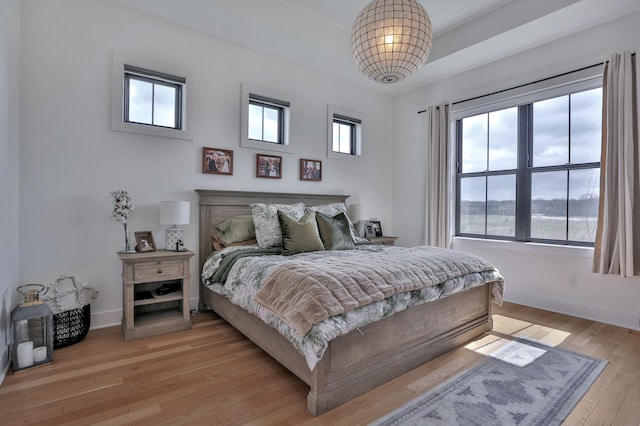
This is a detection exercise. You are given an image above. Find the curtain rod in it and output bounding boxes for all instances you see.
[417,60,607,114]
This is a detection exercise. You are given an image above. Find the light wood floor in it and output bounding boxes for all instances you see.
[1,302,638,425]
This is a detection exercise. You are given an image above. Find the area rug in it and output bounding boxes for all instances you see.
[370,338,607,426]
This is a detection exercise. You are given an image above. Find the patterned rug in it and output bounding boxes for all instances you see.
[370,338,607,426]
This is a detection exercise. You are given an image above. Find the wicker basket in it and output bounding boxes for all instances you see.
[53,304,91,348]
[41,276,98,349]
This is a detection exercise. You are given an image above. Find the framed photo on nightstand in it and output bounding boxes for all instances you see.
[369,220,383,237]
[134,231,156,252]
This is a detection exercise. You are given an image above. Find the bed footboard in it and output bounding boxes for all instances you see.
[306,284,492,415]
[202,283,492,416]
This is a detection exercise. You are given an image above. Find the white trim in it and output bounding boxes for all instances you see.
[327,105,364,161]
[505,288,640,332]
[452,236,594,258]
[241,83,294,153]
[111,51,194,141]
[451,66,604,120]
[89,308,121,330]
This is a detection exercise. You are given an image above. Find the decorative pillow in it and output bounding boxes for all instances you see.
[277,210,325,256]
[215,215,255,245]
[316,212,356,250]
[306,202,368,243]
[211,233,257,251]
[251,202,306,248]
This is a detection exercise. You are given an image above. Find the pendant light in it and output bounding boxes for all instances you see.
[351,0,432,84]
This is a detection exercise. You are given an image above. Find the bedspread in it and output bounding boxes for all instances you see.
[202,245,504,369]
[254,246,501,335]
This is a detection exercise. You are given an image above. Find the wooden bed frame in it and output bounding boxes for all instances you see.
[196,189,494,416]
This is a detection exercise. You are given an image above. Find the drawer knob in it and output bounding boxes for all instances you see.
[157,269,163,274]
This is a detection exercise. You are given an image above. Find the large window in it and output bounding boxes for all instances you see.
[456,85,602,246]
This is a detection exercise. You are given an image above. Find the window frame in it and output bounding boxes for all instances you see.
[327,105,364,160]
[452,69,603,247]
[123,65,184,129]
[111,51,193,140]
[241,84,293,153]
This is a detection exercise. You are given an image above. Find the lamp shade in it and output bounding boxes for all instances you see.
[347,204,364,221]
[159,201,190,226]
[350,0,432,84]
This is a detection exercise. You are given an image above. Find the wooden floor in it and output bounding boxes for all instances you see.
[1,302,638,425]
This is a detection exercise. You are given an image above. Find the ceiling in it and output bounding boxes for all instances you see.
[103,0,640,96]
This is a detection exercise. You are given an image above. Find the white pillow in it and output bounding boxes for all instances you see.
[250,202,305,248]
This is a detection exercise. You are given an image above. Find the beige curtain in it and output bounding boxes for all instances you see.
[593,50,640,277]
[424,104,451,248]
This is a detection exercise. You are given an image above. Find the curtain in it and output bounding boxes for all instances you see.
[424,104,451,248]
[593,50,640,277]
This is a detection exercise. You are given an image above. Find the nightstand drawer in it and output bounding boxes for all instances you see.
[133,260,184,281]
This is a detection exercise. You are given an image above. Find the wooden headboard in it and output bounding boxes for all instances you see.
[195,189,349,271]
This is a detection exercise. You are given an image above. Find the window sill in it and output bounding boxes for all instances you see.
[452,236,594,259]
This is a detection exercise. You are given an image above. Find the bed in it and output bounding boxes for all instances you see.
[196,189,503,416]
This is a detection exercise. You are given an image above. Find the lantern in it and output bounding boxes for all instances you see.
[11,284,54,372]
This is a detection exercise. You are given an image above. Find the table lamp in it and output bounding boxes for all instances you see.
[159,201,190,251]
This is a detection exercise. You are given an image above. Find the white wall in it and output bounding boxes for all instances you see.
[0,0,21,382]
[393,11,640,330]
[19,0,394,328]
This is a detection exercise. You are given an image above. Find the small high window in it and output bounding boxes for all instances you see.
[111,51,192,140]
[241,84,293,153]
[124,65,184,130]
[333,115,358,154]
[248,95,287,144]
[327,106,364,159]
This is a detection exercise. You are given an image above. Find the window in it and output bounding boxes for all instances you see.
[333,115,357,154]
[248,95,286,144]
[455,82,602,246]
[241,84,293,153]
[111,51,192,140]
[124,65,183,129]
[327,106,364,160]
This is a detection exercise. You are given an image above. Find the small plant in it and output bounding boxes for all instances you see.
[111,190,134,251]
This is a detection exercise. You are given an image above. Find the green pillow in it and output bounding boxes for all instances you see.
[316,212,356,250]
[277,210,325,256]
[215,215,255,245]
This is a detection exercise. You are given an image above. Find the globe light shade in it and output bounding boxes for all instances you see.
[351,0,432,84]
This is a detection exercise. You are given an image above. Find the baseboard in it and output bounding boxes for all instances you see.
[505,289,640,331]
[0,345,9,386]
[90,309,121,329]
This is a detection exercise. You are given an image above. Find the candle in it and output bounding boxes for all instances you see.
[33,346,47,363]
[17,341,34,369]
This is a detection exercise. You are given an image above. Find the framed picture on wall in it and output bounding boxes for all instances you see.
[300,159,322,181]
[203,147,233,175]
[256,154,282,179]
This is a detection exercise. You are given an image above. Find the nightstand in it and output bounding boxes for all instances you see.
[118,249,194,341]
[367,236,398,246]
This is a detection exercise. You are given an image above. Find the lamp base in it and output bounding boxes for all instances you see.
[165,227,185,251]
